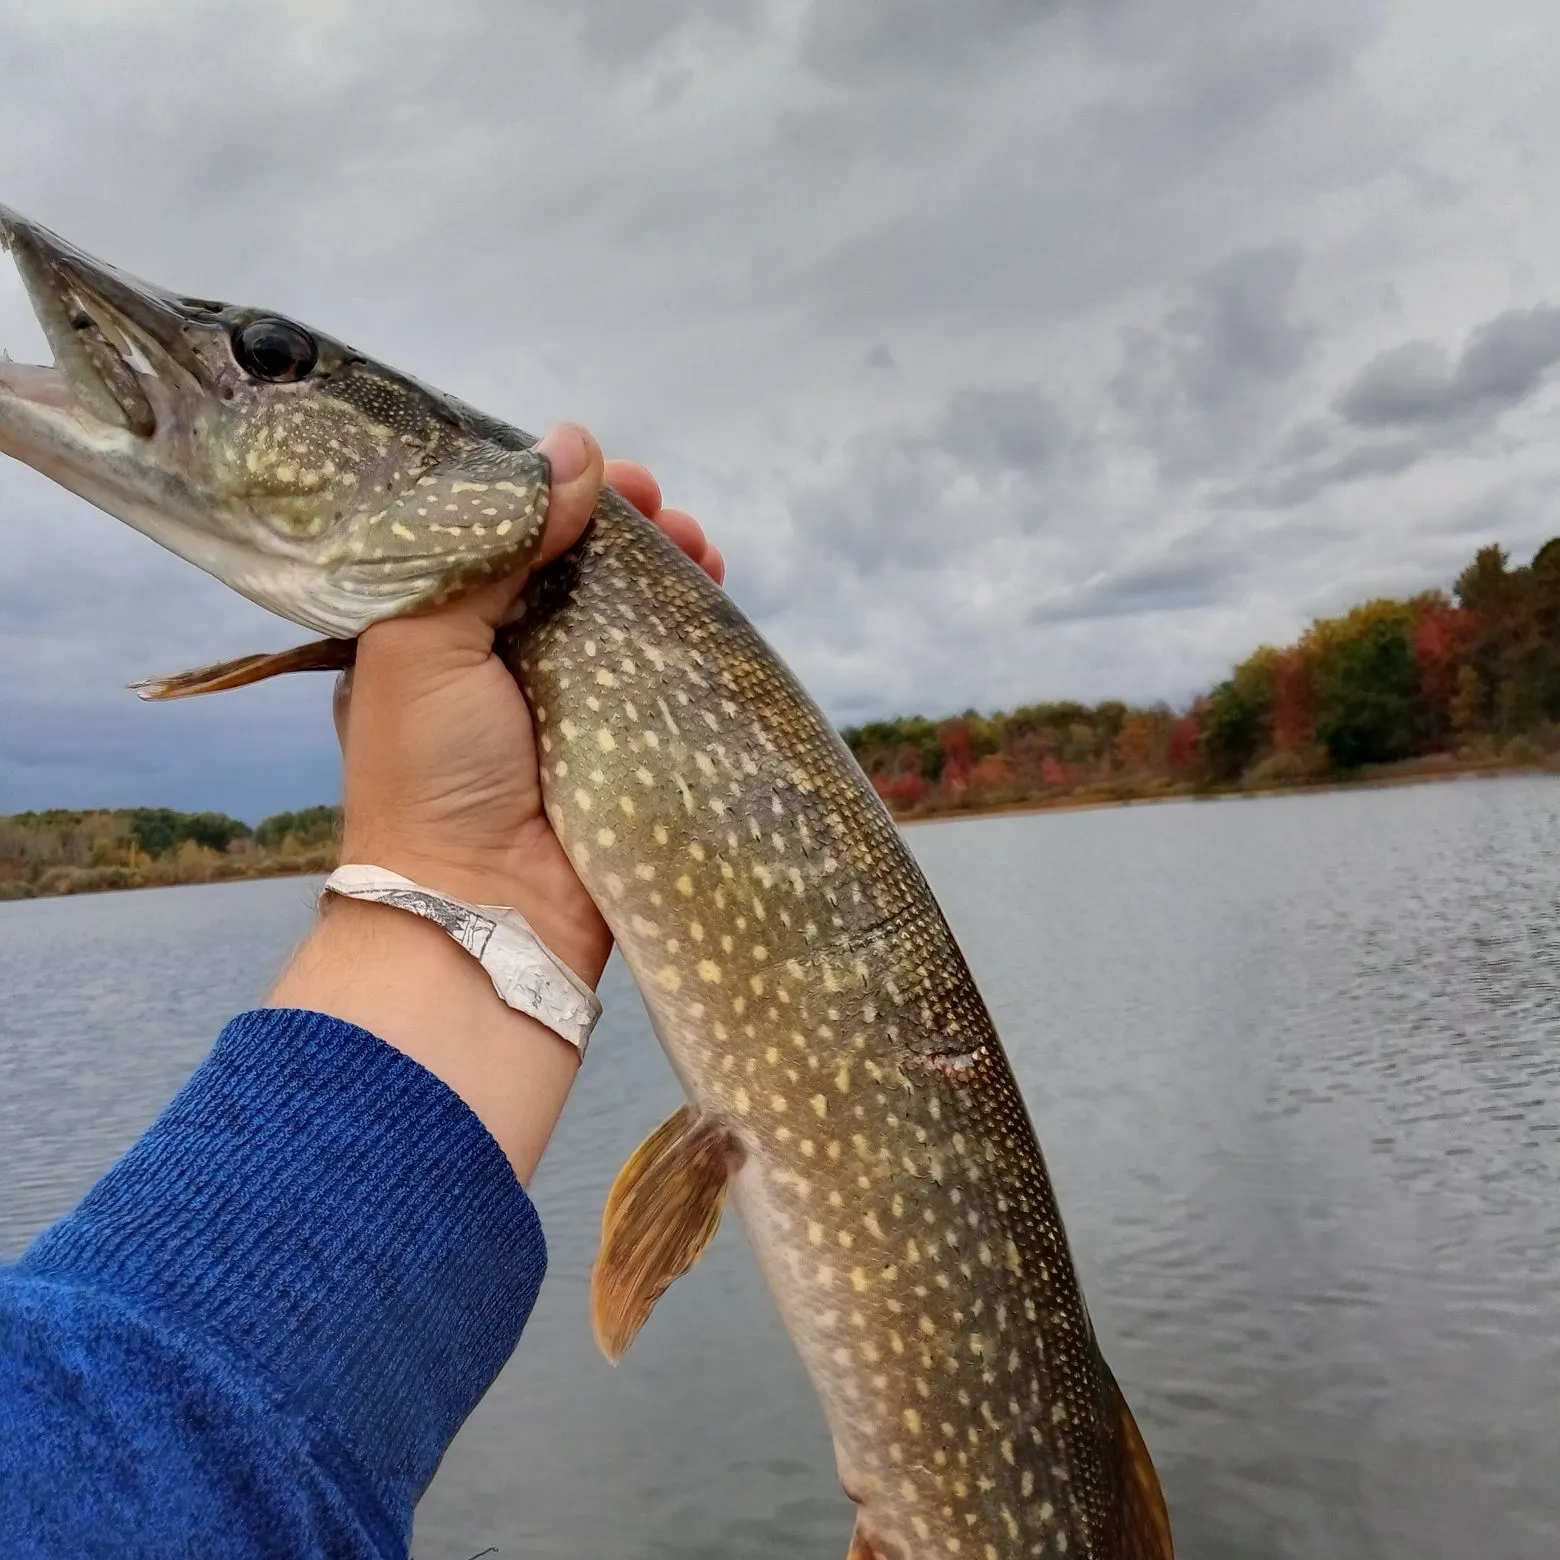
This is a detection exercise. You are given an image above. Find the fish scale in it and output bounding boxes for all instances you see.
[0,206,1172,1560]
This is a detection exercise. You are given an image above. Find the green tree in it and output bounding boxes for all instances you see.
[1198,648,1280,780]
[254,806,341,851]
[127,807,250,858]
[1312,607,1419,767]
[127,808,181,858]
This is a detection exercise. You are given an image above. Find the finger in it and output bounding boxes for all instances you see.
[603,460,662,519]
[702,544,726,586]
[332,668,354,751]
[653,507,709,565]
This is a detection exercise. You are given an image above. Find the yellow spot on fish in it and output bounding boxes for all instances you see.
[676,875,694,897]
[850,1268,869,1292]
[698,960,722,984]
[811,1094,828,1119]
[391,521,416,542]
[574,788,593,812]
[656,966,681,991]
[597,729,616,752]
[596,828,616,847]
[903,1408,921,1434]
[733,1087,750,1114]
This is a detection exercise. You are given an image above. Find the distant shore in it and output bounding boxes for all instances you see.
[897,752,1560,828]
[4,753,1555,903]
[0,847,336,904]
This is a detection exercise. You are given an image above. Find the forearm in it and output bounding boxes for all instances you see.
[267,889,596,1185]
[7,1007,547,1550]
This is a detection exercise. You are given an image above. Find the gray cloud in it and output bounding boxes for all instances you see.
[3,0,1560,813]
[798,0,1063,81]
[1337,305,1560,427]
[1113,243,1314,478]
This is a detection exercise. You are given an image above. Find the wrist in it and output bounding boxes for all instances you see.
[338,821,612,987]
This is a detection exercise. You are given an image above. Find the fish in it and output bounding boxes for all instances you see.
[0,206,1173,1560]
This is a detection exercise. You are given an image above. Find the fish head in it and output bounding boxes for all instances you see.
[0,205,551,638]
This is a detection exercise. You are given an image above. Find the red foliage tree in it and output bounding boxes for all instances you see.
[872,772,927,809]
[1165,705,1202,773]
[939,718,974,792]
[1412,596,1472,746]
[1270,650,1317,752]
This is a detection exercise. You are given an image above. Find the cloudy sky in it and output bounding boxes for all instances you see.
[3,0,1560,820]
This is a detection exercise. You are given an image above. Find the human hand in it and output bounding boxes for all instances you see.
[331,423,725,986]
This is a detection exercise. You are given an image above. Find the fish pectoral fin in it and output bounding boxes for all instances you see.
[591,1106,740,1364]
[131,638,358,701]
[845,1519,887,1560]
[1101,1358,1175,1559]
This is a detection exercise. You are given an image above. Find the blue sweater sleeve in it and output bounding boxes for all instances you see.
[0,1007,548,1559]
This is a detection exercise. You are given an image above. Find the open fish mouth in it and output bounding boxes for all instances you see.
[0,206,175,439]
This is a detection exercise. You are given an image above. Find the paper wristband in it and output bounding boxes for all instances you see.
[323,864,601,1057]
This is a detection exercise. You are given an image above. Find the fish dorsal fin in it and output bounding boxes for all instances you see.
[132,638,357,700]
[1100,1357,1175,1559]
[591,1106,739,1363]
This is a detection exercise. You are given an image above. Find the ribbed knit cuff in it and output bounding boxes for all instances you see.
[17,1008,546,1526]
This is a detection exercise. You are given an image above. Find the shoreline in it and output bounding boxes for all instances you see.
[4,758,1556,902]
[892,754,1559,828]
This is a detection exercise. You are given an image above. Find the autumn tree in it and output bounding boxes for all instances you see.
[1199,648,1281,780]
[1309,602,1420,767]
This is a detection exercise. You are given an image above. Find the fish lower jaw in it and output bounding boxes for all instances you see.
[0,359,74,411]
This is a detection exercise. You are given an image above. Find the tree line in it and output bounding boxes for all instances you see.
[0,806,342,900]
[844,538,1560,815]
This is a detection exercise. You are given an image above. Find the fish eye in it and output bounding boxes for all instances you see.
[232,318,318,383]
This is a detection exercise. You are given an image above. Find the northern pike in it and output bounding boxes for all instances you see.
[0,207,1173,1560]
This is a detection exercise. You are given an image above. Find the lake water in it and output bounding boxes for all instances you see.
[2,778,1558,1559]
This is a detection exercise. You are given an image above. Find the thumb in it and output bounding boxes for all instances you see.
[534,421,604,566]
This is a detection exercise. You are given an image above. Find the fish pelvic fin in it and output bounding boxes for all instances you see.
[1102,1359,1175,1559]
[590,1106,740,1364]
[132,638,357,701]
